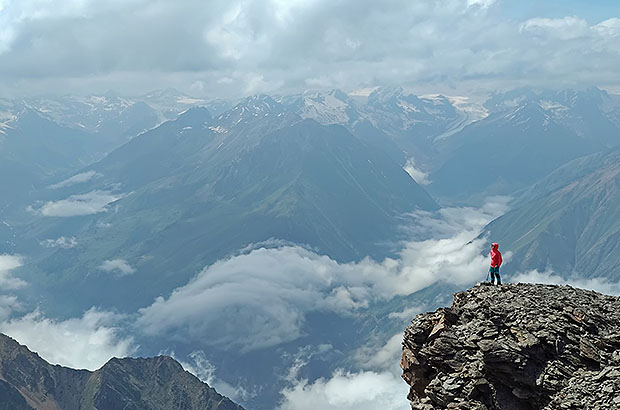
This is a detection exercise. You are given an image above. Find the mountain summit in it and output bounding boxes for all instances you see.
[401,283,620,409]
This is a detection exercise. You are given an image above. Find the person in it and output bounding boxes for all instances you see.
[489,243,502,285]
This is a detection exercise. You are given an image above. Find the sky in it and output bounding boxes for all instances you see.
[0,0,619,98]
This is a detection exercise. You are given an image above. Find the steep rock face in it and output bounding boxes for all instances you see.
[401,283,620,409]
[0,334,244,410]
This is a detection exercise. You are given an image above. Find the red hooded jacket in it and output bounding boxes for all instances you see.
[490,243,502,268]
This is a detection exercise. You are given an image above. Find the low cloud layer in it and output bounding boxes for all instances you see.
[278,329,410,410]
[99,259,136,276]
[0,295,21,321]
[30,190,123,217]
[137,200,507,352]
[49,171,101,189]
[403,159,430,186]
[0,308,137,370]
[512,270,620,296]
[0,254,26,289]
[40,236,78,249]
[278,370,410,410]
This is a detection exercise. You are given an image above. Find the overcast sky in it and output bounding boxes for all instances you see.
[1,0,619,97]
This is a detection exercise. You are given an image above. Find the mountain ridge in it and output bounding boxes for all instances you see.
[0,333,244,410]
[483,147,620,279]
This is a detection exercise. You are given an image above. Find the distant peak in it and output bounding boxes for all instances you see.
[327,89,351,101]
[235,94,282,113]
[103,89,119,99]
[176,106,212,125]
[369,86,406,101]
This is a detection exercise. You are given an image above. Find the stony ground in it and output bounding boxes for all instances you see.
[401,282,620,410]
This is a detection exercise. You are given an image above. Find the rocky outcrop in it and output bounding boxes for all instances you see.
[401,283,620,409]
[0,333,245,410]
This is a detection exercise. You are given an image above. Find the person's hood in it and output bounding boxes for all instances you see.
[491,243,499,251]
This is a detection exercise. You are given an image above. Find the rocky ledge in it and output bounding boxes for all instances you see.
[401,283,620,410]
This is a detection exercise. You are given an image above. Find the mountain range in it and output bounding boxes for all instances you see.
[1,85,620,410]
[10,95,439,314]
[0,333,244,410]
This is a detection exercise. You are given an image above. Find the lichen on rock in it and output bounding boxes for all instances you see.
[401,282,620,409]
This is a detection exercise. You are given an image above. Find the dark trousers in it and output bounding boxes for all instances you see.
[489,266,501,284]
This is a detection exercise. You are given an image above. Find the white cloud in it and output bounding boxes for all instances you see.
[593,18,620,38]
[96,220,112,228]
[387,305,425,321]
[137,240,484,351]
[1,0,619,96]
[511,270,620,296]
[40,236,78,249]
[0,294,21,321]
[137,201,504,352]
[278,325,411,410]
[0,308,137,370]
[405,196,510,239]
[0,254,26,289]
[278,370,410,410]
[49,171,100,189]
[403,159,430,186]
[519,16,590,40]
[180,350,255,403]
[354,333,403,371]
[99,259,135,276]
[32,190,123,217]
[466,0,496,10]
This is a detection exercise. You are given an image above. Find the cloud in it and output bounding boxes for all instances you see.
[136,240,486,351]
[98,259,136,276]
[519,16,590,40]
[404,196,510,239]
[137,201,504,352]
[354,333,404,371]
[0,254,26,289]
[31,190,123,217]
[0,308,137,370]
[593,18,620,38]
[278,370,410,410]
[387,305,426,321]
[0,294,21,321]
[466,0,496,9]
[278,325,411,410]
[511,270,620,296]
[48,171,101,189]
[277,319,413,410]
[40,236,78,249]
[1,0,619,96]
[403,159,430,186]
[179,350,255,403]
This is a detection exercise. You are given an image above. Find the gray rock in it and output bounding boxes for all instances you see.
[401,283,620,409]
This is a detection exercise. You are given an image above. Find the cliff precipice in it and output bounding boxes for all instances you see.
[401,283,620,409]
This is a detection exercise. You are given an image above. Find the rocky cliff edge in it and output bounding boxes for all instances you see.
[401,283,620,409]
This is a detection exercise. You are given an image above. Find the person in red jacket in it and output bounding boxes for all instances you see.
[489,242,502,285]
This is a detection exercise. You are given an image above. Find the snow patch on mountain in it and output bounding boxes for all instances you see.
[298,92,352,124]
